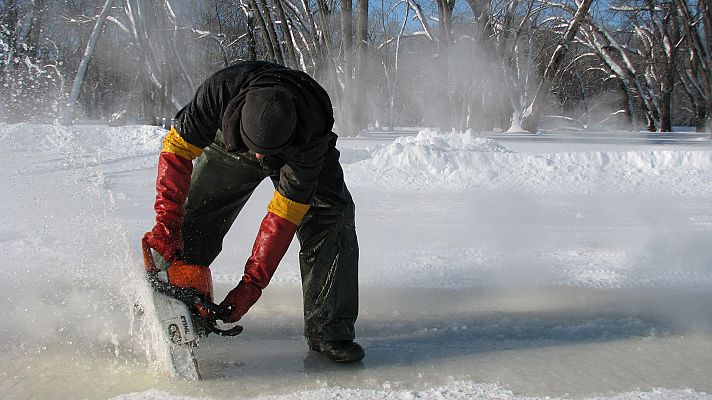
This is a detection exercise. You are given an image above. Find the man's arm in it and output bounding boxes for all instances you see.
[144,74,222,260]
[218,137,327,323]
[173,80,221,149]
[219,190,310,322]
[144,128,203,261]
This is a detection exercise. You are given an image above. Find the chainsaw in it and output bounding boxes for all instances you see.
[141,239,242,379]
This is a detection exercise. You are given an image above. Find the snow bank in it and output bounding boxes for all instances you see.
[4,124,711,196]
[344,129,712,196]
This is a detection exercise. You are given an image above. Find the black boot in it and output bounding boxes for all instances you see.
[308,338,365,363]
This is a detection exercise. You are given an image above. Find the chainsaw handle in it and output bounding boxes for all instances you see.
[142,237,158,273]
[142,238,243,337]
[195,300,244,336]
[210,324,244,336]
[195,297,230,320]
[193,297,244,336]
[144,268,243,337]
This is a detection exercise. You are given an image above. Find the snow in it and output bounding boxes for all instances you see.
[344,129,712,195]
[110,384,712,400]
[1,123,712,400]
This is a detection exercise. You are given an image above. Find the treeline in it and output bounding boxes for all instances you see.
[0,0,710,133]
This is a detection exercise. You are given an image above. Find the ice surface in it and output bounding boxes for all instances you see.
[1,124,712,399]
[110,385,712,400]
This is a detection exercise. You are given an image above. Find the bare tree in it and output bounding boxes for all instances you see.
[339,0,356,135]
[581,0,685,132]
[354,0,369,132]
[521,0,594,132]
[274,0,298,67]
[0,0,705,131]
[64,0,115,124]
[675,0,712,132]
[261,0,285,64]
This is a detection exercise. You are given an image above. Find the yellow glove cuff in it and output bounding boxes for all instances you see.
[267,191,310,225]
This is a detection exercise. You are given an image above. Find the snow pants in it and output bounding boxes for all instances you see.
[181,142,359,341]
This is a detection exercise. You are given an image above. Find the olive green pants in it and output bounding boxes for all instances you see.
[181,144,359,341]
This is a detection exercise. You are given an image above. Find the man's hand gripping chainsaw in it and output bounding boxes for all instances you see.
[142,237,243,337]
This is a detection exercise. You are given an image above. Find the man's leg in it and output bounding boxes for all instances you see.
[297,201,359,342]
[294,146,362,362]
[182,146,269,266]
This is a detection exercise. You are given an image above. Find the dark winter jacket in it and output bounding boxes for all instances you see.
[174,61,337,204]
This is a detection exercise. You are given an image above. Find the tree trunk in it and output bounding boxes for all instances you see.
[702,0,712,133]
[248,0,276,62]
[28,0,45,56]
[64,0,115,124]
[354,0,369,134]
[300,0,322,65]
[246,7,257,61]
[339,0,356,135]
[388,4,409,130]
[341,0,353,70]
[673,0,711,132]
[464,0,498,131]
[261,0,284,64]
[658,29,678,131]
[659,82,674,132]
[275,0,298,68]
[436,0,454,46]
[315,0,346,133]
[404,0,436,41]
[521,0,594,132]
[707,98,712,134]
[166,0,195,92]
[436,0,455,131]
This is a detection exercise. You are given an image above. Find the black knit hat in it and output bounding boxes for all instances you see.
[239,86,297,155]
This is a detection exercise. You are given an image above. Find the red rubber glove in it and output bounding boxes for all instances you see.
[144,152,193,262]
[219,212,298,322]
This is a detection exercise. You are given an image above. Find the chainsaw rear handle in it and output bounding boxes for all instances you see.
[142,236,159,273]
[142,238,242,337]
